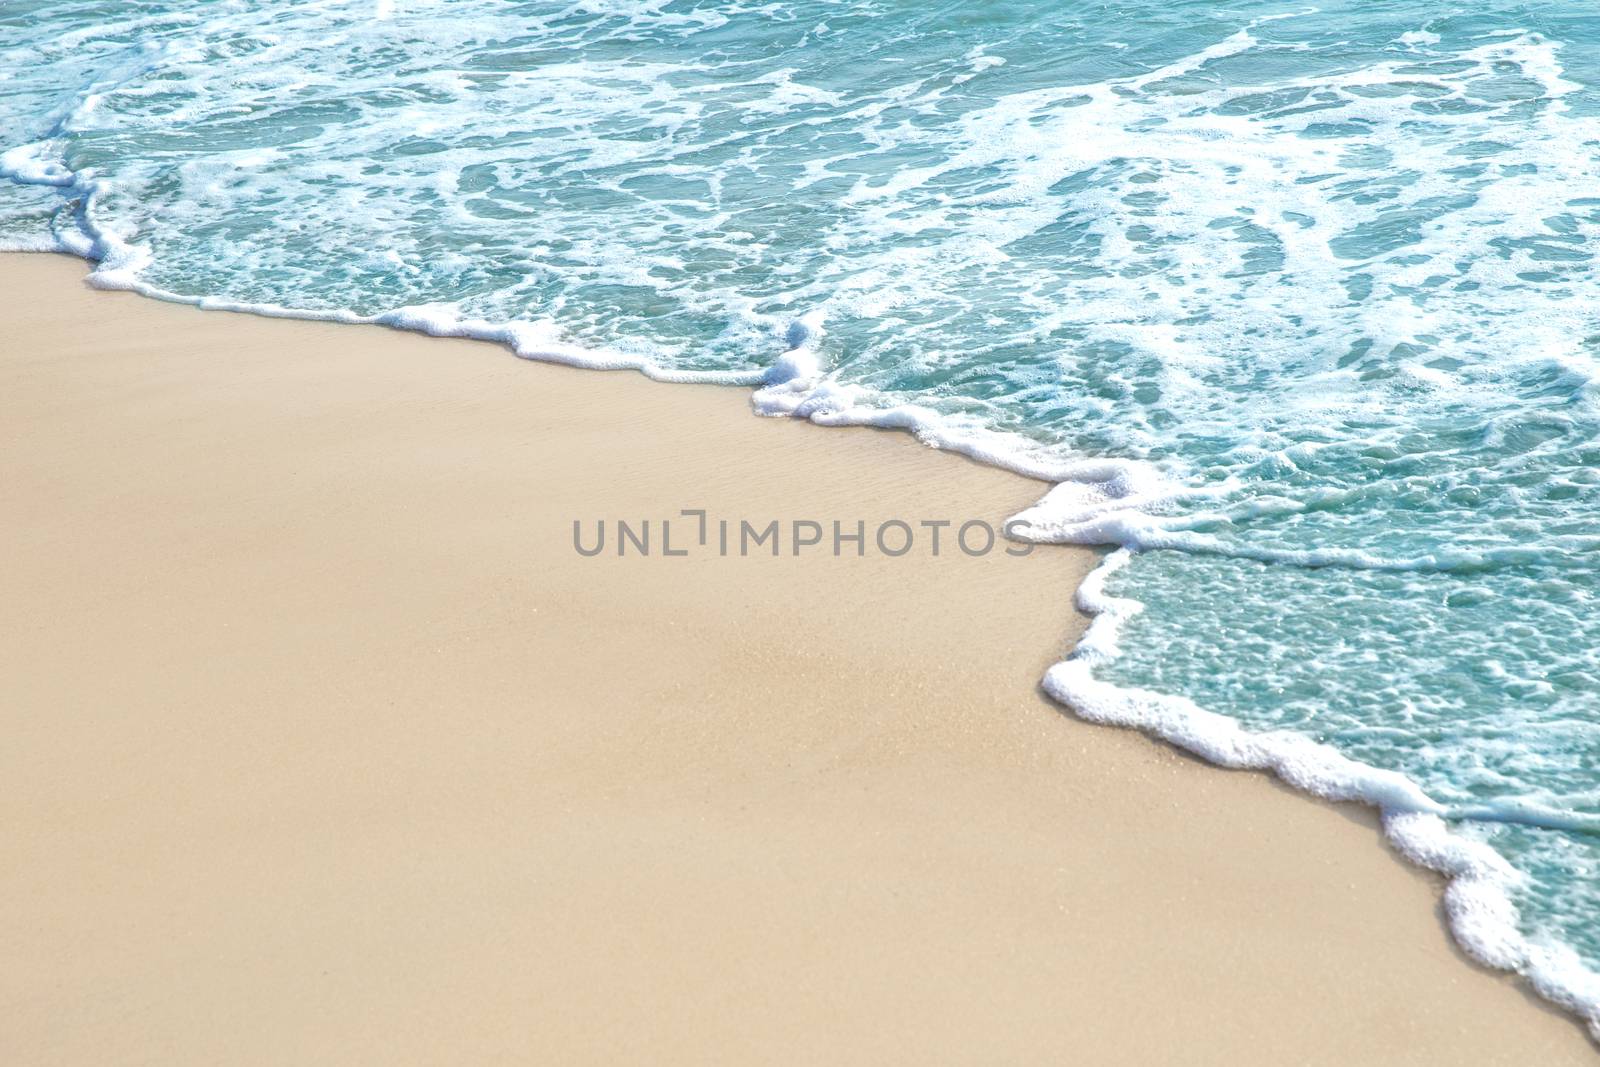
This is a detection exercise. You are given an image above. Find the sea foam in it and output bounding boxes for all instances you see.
[4,0,1600,1039]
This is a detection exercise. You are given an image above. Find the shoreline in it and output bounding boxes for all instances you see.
[2,251,1593,1062]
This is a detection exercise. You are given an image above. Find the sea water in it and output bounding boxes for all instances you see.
[3,0,1599,1034]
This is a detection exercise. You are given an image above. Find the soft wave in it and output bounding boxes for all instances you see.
[5,0,1600,1040]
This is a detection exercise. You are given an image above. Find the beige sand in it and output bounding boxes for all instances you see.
[0,252,1590,1064]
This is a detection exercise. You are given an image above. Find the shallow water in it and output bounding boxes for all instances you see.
[4,0,1599,1034]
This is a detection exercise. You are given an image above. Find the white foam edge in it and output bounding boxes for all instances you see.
[8,170,1600,1043]
[1048,547,1600,1042]
[0,171,768,386]
[42,250,763,386]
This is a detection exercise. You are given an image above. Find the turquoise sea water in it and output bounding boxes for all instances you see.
[4,0,1599,1034]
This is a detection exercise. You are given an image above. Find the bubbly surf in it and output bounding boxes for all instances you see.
[4,0,1600,1038]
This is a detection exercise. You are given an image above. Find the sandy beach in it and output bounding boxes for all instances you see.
[0,252,1591,1063]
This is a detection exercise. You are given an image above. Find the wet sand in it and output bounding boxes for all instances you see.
[1,253,1591,1063]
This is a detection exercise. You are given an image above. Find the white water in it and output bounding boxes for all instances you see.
[4,0,1600,1039]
